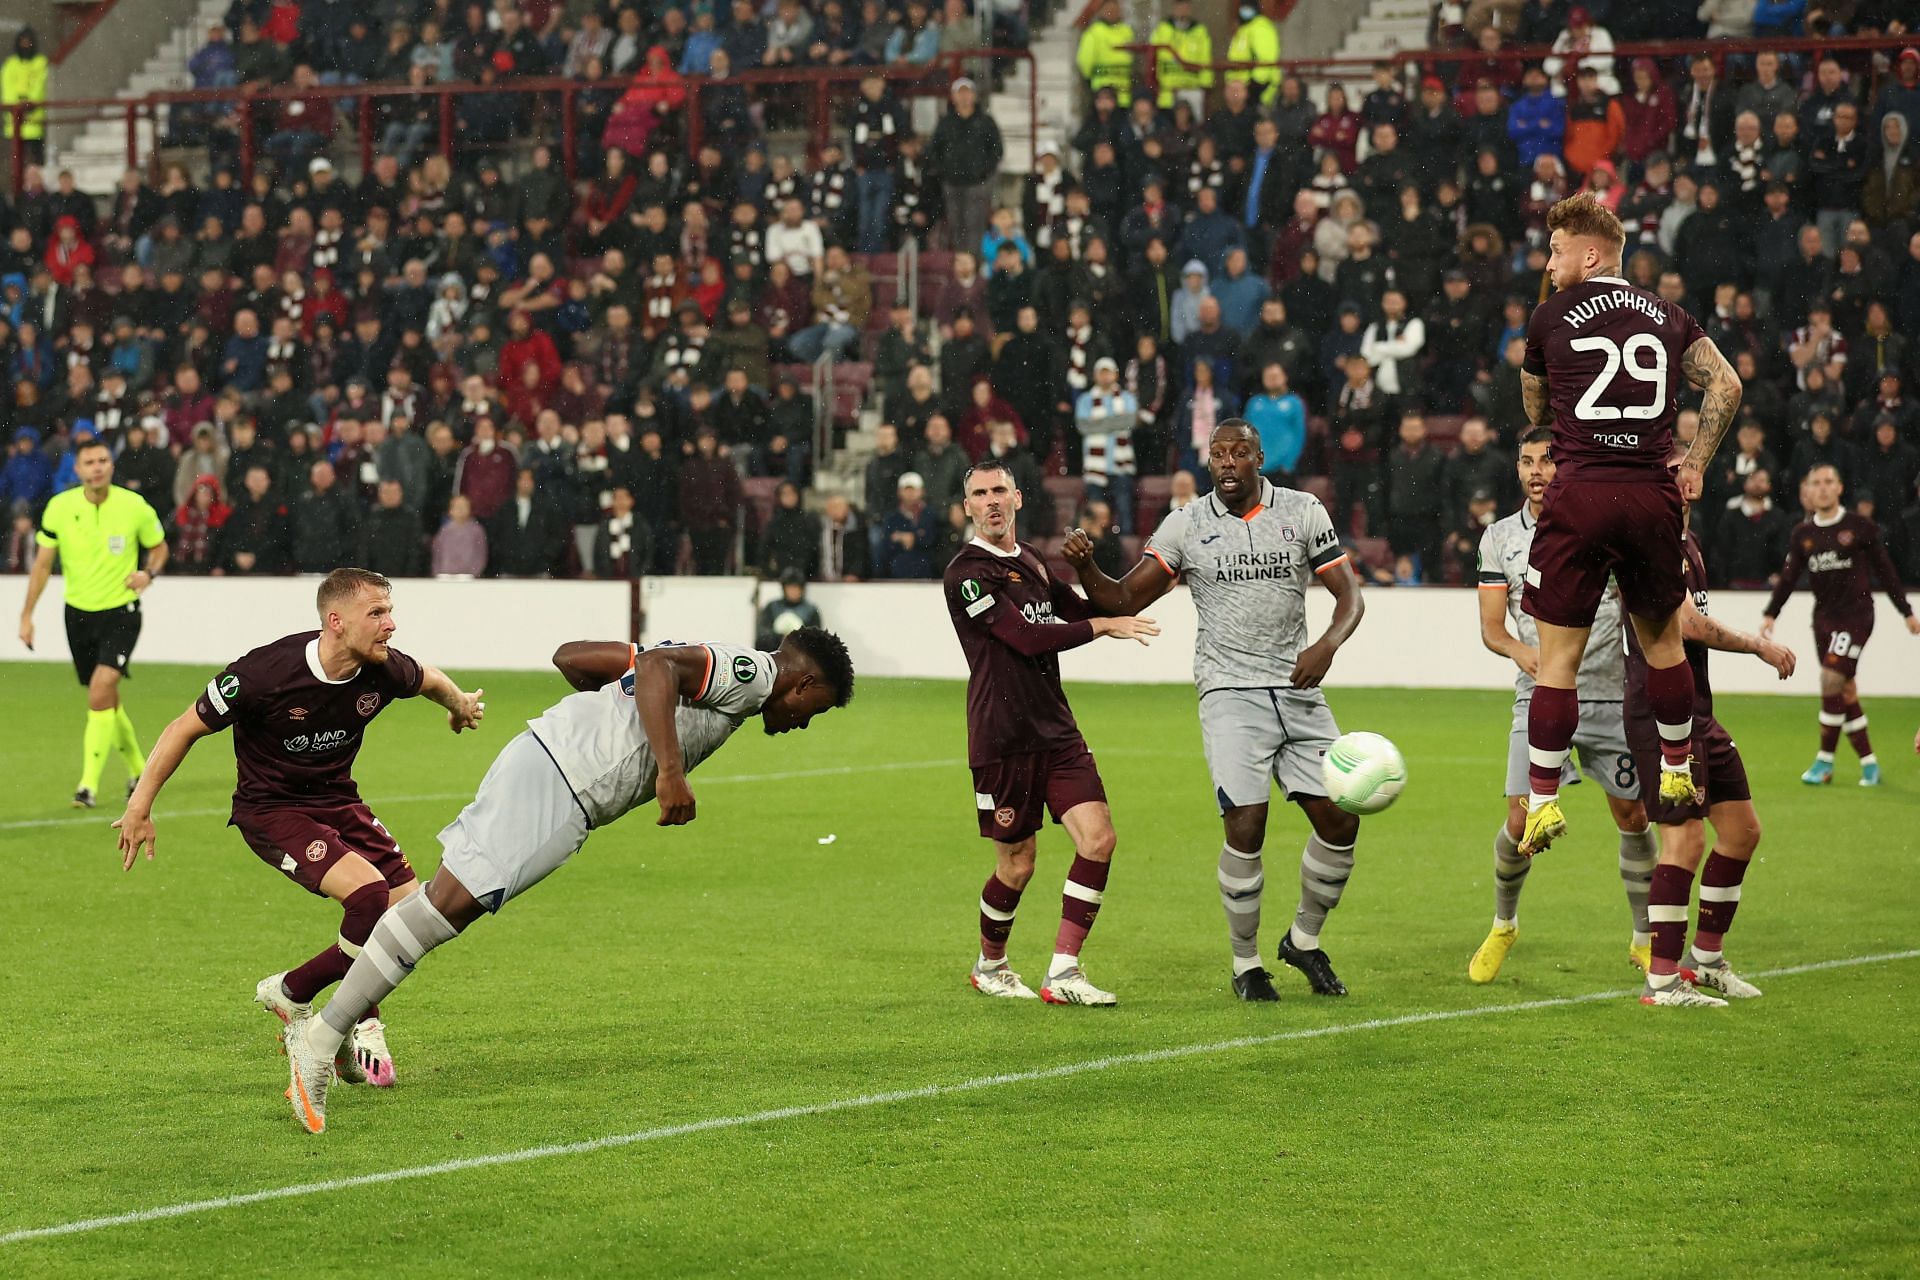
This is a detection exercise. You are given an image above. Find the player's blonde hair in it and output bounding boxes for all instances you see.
[316,567,393,617]
[1546,193,1625,251]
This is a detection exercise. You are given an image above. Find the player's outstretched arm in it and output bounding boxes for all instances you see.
[17,544,55,650]
[1061,528,1176,616]
[1679,596,1795,679]
[113,708,218,869]
[553,640,634,691]
[1478,583,1538,677]
[419,663,485,733]
[1293,557,1365,689]
[1678,336,1743,499]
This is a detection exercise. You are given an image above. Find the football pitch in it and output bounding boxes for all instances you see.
[2,661,1917,1277]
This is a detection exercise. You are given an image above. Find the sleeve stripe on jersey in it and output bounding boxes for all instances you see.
[1312,553,1350,576]
[695,645,715,700]
[1477,573,1508,587]
[205,677,228,715]
[1308,544,1346,570]
[628,643,639,672]
[1146,547,1175,575]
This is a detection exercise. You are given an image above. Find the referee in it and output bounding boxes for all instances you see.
[18,436,169,808]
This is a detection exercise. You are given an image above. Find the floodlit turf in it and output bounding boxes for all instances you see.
[1,659,1917,1276]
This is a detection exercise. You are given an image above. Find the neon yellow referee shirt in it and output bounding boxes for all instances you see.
[35,485,165,613]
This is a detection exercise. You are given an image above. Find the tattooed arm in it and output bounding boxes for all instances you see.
[1521,369,1550,426]
[1679,595,1795,679]
[1677,336,1742,501]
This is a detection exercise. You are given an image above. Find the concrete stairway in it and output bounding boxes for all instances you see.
[55,0,228,192]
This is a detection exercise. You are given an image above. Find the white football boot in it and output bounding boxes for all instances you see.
[1639,978,1728,1008]
[1684,957,1763,999]
[1040,965,1117,1006]
[283,1022,334,1134]
[969,960,1039,999]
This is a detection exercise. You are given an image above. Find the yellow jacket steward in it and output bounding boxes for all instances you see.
[1077,19,1136,106]
[1150,19,1214,108]
[1226,15,1281,104]
[1,53,48,141]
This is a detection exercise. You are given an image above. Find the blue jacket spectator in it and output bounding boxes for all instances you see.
[221,314,269,392]
[681,28,722,75]
[1244,377,1307,476]
[1751,0,1806,37]
[1176,188,1246,279]
[877,475,939,578]
[1507,74,1565,169]
[1210,249,1270,337]
[51,421,97,494]
[0,427,53,512]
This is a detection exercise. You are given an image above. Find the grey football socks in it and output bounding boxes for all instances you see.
[313,890,462,1054]
[1292,834,1355,949]
[1494,822,1531,924]
[1218,844,1265,975]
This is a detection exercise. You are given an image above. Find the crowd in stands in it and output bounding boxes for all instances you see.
[1,0,1919,590]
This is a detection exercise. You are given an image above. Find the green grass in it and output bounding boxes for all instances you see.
[1,661,1917,1277]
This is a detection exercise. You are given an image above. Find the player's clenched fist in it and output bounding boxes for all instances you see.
[656,772,697,826]
[1061,528,1094,567]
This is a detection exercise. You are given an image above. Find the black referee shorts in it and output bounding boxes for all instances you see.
[64,602,142,686]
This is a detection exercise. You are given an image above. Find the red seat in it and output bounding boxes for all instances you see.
[1299,475,1334,507]
[1351,537,1392,572]
[1426,414,1466,447]
[1134,475,1172,536]
[741,476,782,526]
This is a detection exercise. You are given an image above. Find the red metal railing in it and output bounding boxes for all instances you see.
[51,0,124,65]
[5,51,1035,199]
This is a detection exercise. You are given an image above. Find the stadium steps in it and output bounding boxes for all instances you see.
[56,0,228,192]
[991,2,1089,172]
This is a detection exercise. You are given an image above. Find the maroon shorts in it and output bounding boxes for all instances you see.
[1523,477,1687,627]
[970,739,1108,843]
[1634,718,1751,825]
[234,803,416,896]
[1815,614,1873,679]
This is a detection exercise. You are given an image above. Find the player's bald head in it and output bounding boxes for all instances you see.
[1210,419,1259,450]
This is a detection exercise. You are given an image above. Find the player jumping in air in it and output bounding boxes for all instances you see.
[277,628,854,1132]
[1471,428,1656,981]
[944,458,1158,1006]
[1624,499,1795,1007]
[1759,463,1919,788]
[1066,420,1367,1002]
[17,435,169,808]
[112,568,486,1087]
[1516,194,1744,856]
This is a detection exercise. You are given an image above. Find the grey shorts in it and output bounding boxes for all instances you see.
[1505,698,1639,801]
[1198,686,1342,811]
[436,731,592,913]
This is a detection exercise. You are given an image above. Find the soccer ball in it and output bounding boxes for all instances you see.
[1321,732,1407,816]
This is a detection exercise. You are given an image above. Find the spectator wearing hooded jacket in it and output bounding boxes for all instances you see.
[1507,67,1565,169]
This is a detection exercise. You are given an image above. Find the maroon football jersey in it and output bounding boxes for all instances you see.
[1524,275,1707,482]
[194,631,425,814]
[943,538,1096,766]
[1764,511,1912,627]
[1624,531,1714,749]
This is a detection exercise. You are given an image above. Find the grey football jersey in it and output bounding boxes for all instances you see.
[1477,506,1624,701]
[1147,479,1348,694]
[527,642,776,826]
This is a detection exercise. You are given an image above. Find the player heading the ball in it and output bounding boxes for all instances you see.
[1514,193,1744,857]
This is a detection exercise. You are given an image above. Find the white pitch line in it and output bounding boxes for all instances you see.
[0,759,966,832]
[3,948,1913,1248]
